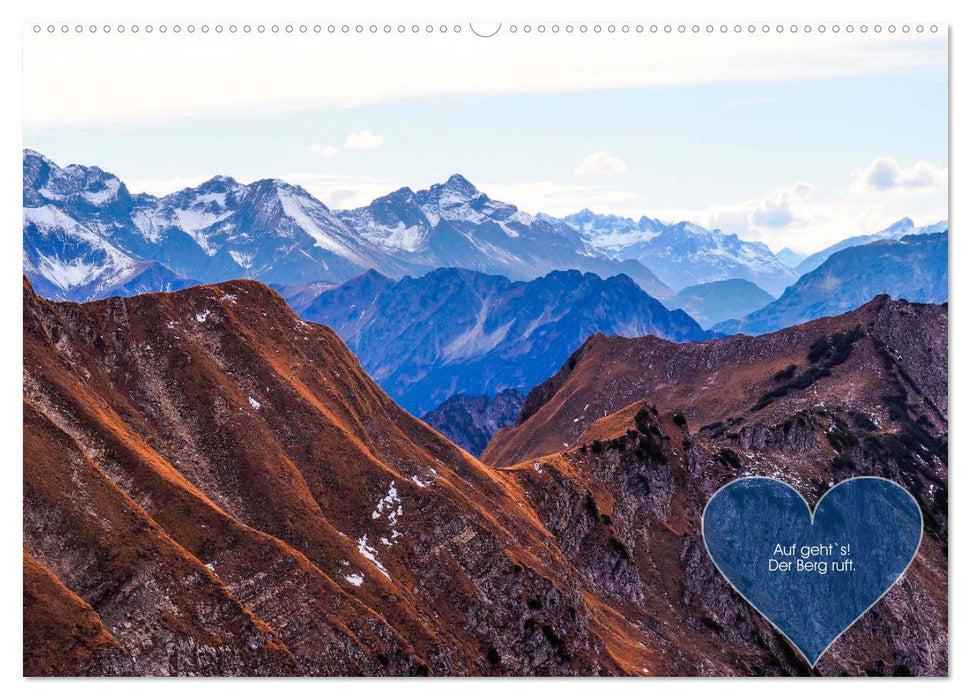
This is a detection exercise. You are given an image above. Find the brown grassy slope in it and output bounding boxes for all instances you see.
[23,552,135,676]
[22,278,642,676]
[502,401,946,675]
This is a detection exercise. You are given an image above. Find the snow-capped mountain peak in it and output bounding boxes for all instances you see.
[546,209,666,252]
[546,210,797,295]
[20,151,697,303]
[24,150,128,210]
[794,216,949,275]
[340,174,539,251]
[442,173,480,198]
[877,217,916,236]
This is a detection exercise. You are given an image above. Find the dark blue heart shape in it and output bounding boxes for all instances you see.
[702,477,922,667]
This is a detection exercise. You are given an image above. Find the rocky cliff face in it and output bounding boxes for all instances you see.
[483,295,947,676]
[421,389,525,456]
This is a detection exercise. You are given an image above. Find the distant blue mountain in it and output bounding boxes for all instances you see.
[301,267,712,414]
[774,247,806,268]
[544,210,799,296]
[714,231,948,336]
[794,217,948,275]
[669,278,775,329]
[421,389,525,456]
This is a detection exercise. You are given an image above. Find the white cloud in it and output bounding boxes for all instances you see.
[851,157,946,192]
[685,182,815,235]
[574,152,627,176]
[308,144,339,158]
[344,130,384,150]
[749,198,794,228]
[645,167,946,255]
[748,182,814,228]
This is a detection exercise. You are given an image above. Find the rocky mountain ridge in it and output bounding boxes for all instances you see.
[481,295,947,676]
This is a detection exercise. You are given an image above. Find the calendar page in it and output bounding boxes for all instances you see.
[21,19,948,678]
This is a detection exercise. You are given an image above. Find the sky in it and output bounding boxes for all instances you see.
[23,26,948,254]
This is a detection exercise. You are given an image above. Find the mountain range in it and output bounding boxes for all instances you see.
[300,268,712,415]
[25,278,947,675]
[24,149,948,314]
[335,176,672,298]
[544,209,800,295]
[23,151,670,301]
[22,277,625,676]
[793,217,948,275]
[714,231,948,335]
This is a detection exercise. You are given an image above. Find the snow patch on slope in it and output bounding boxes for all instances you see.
[356,535,390,579]
[441,300,515,362]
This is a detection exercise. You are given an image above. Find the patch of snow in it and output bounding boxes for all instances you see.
[441,299,514,362]
[169,207,231,255]
[130,209,163,243]
[195,309,211,323]
[24,206,137,291]
[277,186,365,261]
[344,572,364,587]
[82,178,121,205]
[229,251,254,269]
[410,475,431,488]
[371,481,402,529]
[352,214,428,252]
[356,535,390,579]
[195,192,227,206]
[248,396,261,410]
